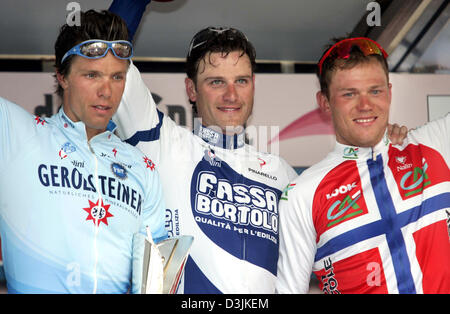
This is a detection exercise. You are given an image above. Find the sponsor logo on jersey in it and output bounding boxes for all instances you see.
[388,144,449,200]
[61,114,74,129]
[165,208,180,237]
[83,198,114,226]
[394,155,413,172]
[111,162,127,180]
[34,116,47,126]
[143,156,155,171]
[325,182,363,227]
[71,160,84,168]
[326,192,363,227]
[198,126,220,144]
[280,183,296,201]
[37,164,143,215]
[399,158,430,197]
[326,182,358,200]
[204,149,221,167]
[190,158,282,275]
[313,161,368,236]
[320,258,341,294]
[342,147,359,159]
[59,142,76,160]
[258,158,266,169]
[247,167,277,181]
[194,171,279,235]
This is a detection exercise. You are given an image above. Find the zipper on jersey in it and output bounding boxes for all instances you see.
[87,140,102,294]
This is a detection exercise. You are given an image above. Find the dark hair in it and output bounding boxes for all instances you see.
[54,10,129,98]
[185,27,256,114]
[317,37,389,99]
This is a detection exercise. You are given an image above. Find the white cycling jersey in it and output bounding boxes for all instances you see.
[0,97,167,293]
[276,114,450,294]
[113,63,297,293]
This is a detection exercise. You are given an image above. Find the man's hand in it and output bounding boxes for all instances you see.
[387,123,408,145]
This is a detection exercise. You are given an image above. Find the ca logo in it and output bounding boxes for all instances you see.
[400,159,431,197]
[326,192,362,227]
[343,147,359,159]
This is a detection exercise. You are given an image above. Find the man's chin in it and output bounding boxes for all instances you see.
[222,124,245,135]
[354,135,385,148]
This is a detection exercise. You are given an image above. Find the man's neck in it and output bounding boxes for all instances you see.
[193,123,245,149]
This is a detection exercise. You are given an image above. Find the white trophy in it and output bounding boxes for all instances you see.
[132,228,193,294]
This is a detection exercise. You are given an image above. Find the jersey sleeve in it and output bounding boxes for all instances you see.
[276,179,317,294]
[114,61,189,168]
[408,113,450,167]
[114,62,161,141]
[0,97,35,165]
[108,0,151,42]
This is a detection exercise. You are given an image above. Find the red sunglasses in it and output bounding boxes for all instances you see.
[318,37,388,75]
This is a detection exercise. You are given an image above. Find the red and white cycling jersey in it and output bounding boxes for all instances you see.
[276,114,450,294]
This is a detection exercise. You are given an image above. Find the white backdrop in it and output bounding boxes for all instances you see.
[0,71,449,167]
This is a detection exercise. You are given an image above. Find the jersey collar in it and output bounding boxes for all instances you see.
[56,107,116,141]
[193,122,245,150]
[334,129,391,161]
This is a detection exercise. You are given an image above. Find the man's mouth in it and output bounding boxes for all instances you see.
[354,117,377,124]
[218,106,240,112]
[93,105,111,111]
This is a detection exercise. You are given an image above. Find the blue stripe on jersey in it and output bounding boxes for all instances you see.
[367,155,416,294]
[125,109,164,146]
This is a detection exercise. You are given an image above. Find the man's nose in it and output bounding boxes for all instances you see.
[98,79,112,98]
[357,94,371,110]
[223,84,237,102]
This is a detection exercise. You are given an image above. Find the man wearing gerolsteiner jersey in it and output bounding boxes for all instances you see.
[0,10,167,293]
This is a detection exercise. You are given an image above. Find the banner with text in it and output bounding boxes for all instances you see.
[0,72,449,167]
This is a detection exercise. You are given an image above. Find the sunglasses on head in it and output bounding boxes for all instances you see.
[61,39,133,63]
[318,37,388,75]
[187,27,248,57]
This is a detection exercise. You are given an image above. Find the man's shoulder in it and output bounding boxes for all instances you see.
[244,144,289,164]
[287,153,339,191]
[0,96,47,134]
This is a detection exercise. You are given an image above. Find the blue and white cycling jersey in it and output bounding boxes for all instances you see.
[113,63,297,293]
[0,97,167,293]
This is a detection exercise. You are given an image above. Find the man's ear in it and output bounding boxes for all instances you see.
[56,71,68,90]
[185,77,197,103]
[388,82,392,105]
[316,91,331,114]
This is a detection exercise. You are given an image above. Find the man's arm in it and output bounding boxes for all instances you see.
[110,0,172,162]
[276,181,317,293]
[113,61,162,143]
[109,0,158,143]
[108,0,152,41]
[409,113,450,165]
[0,97,36,164]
